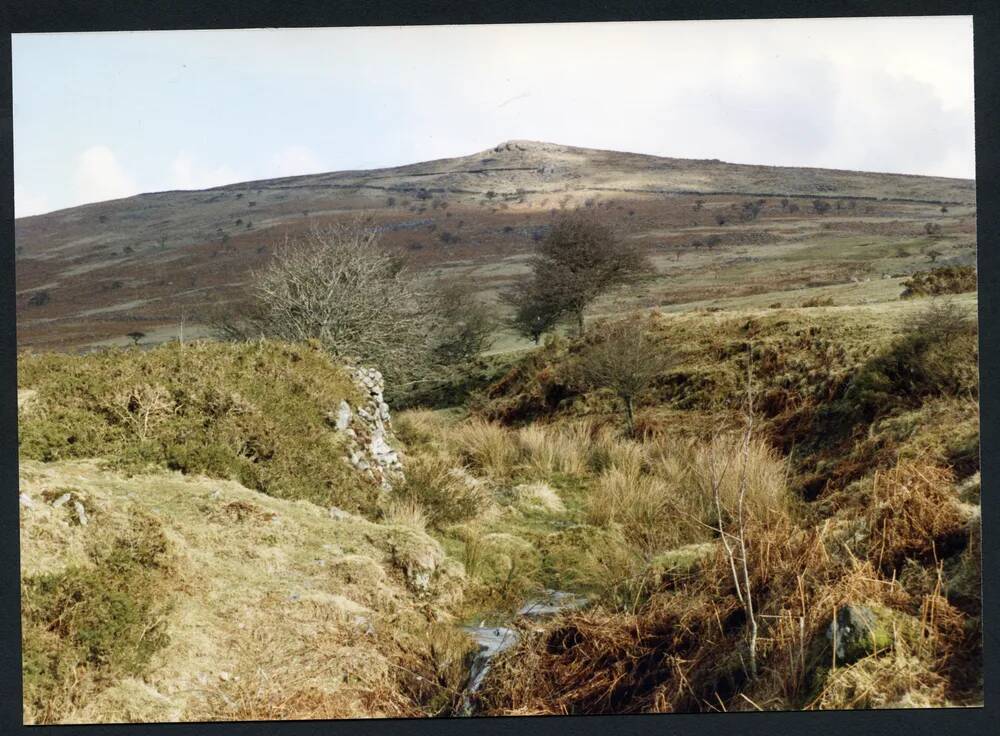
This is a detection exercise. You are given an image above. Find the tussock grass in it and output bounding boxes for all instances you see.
[448,419,523,479]
[395,453,490,528]
[516,423,588,478]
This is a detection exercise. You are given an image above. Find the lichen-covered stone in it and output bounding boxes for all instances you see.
[332,367,405,491]
[826,603,894,664]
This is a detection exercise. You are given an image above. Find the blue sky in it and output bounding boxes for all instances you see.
[12,16,975,217]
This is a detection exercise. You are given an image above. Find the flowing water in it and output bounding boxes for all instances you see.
[458,589,589,715]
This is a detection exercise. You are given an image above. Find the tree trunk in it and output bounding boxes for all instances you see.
[576,309,585,336]
[623,396,635,436]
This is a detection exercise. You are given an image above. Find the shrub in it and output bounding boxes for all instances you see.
[17,340,376,512]
[395,454,489,527]
[800,296,835,308]
[824,305,977,432]
[900,266,977,298]
[22,513,173,724]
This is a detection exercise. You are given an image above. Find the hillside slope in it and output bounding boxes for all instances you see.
[14,142,976,351]
[17,340,470,724]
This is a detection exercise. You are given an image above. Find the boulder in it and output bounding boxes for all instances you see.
[826,604,893,665]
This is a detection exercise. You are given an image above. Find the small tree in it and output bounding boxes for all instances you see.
[741,200,762,222]
[527,212,651,336]
[424,281,495,366]
[214,220,427,390]
[812,199,831,215]
[27,290,50,307]
[577,318,674,435]
[502,281,564,344]
[127,331,145,346]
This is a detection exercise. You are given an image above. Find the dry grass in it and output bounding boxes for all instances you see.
[584,431,791,556]
[476,447,979,715]
[865,462,968,571]
[19,459,466,724]
[395,453,491,527]
[382,499,430,531]
[516,422,588,478]
[448,419,523,479]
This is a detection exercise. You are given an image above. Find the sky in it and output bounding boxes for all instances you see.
[12,16,975,218]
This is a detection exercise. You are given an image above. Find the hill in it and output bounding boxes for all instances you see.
[14,141,976,351]
[17,299,982,720]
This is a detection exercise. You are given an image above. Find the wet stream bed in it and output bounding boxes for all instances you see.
[457,590,589,715]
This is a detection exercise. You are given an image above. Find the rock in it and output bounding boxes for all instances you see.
[388,525,446,596]
[73,500,89,526]
[338,365,405,491]
[328,506,350,521]
[334,400,352,431]
[52,492,72,508]
[18,493,33,509]
[826,604,893,665]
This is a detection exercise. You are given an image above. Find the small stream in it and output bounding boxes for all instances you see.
[458,589,589,715]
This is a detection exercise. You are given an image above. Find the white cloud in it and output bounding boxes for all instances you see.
[14,184,51,217]
[169,152,242,190]
[271,145,323,177]
[72,145,139,204]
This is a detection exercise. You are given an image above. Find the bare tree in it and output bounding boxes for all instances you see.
[576,318,673,435]
[707,348,760,679]
[424,280,495,366]
[214,220,428,385]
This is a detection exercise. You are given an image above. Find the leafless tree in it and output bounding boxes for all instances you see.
[215,220,428,383]
[576,317,673,435]
[707,347,760,678]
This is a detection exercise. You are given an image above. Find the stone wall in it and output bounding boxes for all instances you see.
[330,367,404,491]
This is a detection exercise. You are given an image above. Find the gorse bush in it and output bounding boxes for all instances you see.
[17,340,378,513]
[22,513,173,724]
[900,266,976,299]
